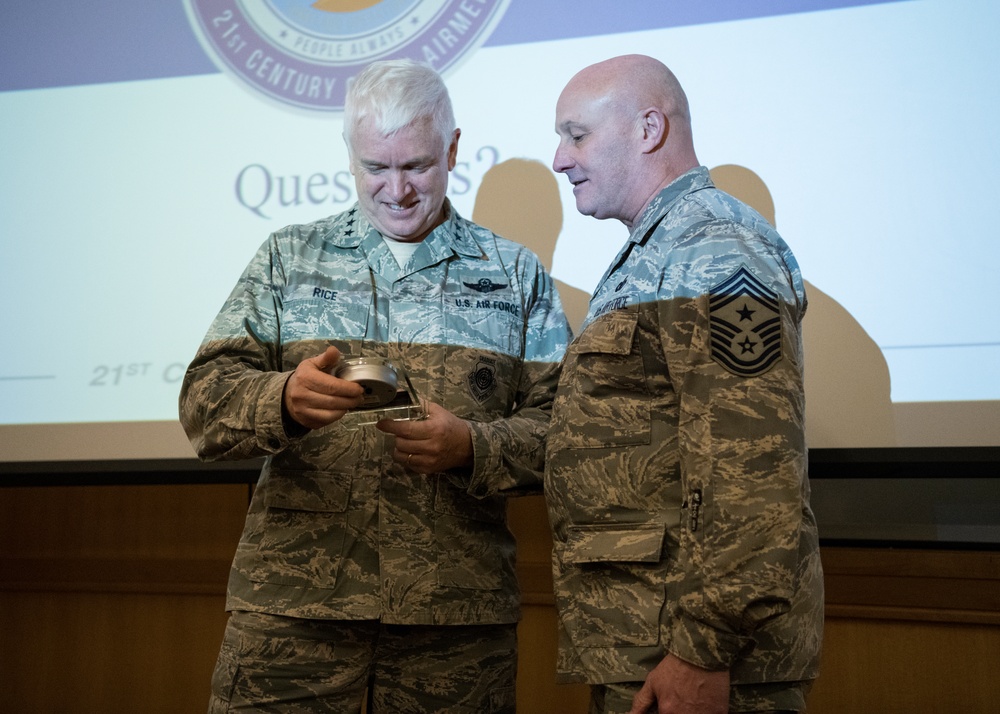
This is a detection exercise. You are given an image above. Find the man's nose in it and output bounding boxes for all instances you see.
[552,145,572,174]
[386,170,410,198]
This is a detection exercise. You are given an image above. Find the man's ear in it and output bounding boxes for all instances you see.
[344,134,357,175]
[447,128,462,170]
[639,108,668,153]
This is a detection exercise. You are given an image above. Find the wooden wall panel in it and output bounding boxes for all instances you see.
[808,617,1000,713]
[516,605,591,713]
[509,496,591,712]
[0,483,243,713]
[0,590,227,712]
[2,485,999,713]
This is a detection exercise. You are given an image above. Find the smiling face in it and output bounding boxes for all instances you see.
[349,115,459,243]
[552,80,638,225]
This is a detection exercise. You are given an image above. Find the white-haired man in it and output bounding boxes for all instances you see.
[181,59,570,712]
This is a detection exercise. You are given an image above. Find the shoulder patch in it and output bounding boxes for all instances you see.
[709,265,782,377]
[468,357,498,403]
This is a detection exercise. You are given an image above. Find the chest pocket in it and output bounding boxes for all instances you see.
[442,271,525,357]
[554,308,651,448]
[280,287,373,345]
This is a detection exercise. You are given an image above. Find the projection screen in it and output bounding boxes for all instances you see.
[2,0,998,462]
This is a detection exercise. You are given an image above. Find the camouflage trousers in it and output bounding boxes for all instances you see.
[588,680,811,713]
[208,611,518,713]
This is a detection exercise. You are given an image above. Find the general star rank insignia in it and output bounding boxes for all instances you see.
[709,265,782,377]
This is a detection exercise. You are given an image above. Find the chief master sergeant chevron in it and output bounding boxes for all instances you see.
[179,59,570,712]
[544,55,823,714]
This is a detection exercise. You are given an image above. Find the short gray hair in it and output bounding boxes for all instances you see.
[343,59,456,150]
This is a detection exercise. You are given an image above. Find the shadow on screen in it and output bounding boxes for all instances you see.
[472,157,591,335]
[710,164,896,448]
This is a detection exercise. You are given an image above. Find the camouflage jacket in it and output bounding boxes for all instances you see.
[544,168,823,687]
[180,202,570,625]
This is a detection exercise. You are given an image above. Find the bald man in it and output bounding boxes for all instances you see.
[543,55,823,714]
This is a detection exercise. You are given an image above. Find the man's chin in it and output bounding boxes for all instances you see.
[574,200,601,219]
[376,216,423,242]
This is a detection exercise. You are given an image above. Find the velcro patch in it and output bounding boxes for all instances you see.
[468,357,498,403]
[709,265,782,377]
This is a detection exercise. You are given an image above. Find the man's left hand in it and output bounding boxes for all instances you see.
[629,654,729,714]
[376,401,474,473]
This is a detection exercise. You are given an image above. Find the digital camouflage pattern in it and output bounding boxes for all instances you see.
[544,168,823,706]
[180,201,570,626]
[208,612,517,713]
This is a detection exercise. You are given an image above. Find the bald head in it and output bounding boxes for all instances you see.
[567,55,691,126]
[553,55,699,227]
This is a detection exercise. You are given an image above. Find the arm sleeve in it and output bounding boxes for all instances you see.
[178,234,299,461]
[465,254,571,498]
[662,224,808,671]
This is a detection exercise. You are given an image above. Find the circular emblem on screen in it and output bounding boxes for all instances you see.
[184,0,511,113]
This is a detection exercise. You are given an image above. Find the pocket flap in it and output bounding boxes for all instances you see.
[574,310,638,356]
[262,469,351,513]
[564,523,666,563]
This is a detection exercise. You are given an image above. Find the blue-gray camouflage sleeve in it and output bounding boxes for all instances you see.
[661,220,808,671]
[179,234,297,461]
[465,253,570,498]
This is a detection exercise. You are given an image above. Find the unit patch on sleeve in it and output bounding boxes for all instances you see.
[709,265,782,377]
[468,357,498,403]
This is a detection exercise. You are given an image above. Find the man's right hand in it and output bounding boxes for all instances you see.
[283,346,366,430]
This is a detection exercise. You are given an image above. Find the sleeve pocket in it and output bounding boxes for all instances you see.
[556,522,668,647]
[564,523,666,564]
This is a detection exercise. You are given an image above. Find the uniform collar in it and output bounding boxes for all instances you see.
[324,200,484,261]
[588,167,713,300]
[628,166,713,246]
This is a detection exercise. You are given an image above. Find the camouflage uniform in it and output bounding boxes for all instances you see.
[545,167,823,712]
[180,201,569,710]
